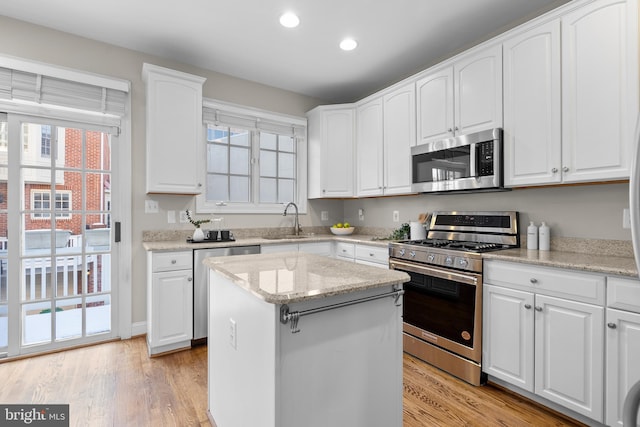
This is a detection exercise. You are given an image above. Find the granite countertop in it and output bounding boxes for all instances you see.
[203,252,410,304]
[142,234,391,251]
[483,248,638,278]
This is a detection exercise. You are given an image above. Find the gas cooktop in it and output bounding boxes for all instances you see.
[401,239,510,253]
[388,211,520,272]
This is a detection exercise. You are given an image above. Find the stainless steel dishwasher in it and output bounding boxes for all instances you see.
[193,245,260,343]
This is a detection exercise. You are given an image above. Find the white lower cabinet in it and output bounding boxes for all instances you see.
[483,260,605,423]
[147,250,193,356]
[332,242,389,268]
[261,241,333,257]
[606,276,640,427]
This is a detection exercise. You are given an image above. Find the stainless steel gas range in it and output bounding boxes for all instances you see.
[389,211,519,386]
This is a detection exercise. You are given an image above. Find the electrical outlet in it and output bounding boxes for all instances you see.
[144,199,159,214]
[321,211,329,221]
[393,210,400,222]
[229,318,237,349]
[179,211,189,223]
[167,210,176,224]
[358,209,365,221]
[623,208,631,229]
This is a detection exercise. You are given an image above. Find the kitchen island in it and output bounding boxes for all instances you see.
[204,252,409,427]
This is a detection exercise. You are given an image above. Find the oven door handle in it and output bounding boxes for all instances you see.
[389,259,479,286]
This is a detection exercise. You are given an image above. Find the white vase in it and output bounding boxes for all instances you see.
[192,227,205,242]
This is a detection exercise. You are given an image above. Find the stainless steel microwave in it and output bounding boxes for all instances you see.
[411,128,504,193]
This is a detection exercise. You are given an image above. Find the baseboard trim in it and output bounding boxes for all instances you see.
[131,321,147,337]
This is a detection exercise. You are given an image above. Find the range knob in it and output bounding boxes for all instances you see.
[409,251,416,258]
[399,249,406,256]
[458,258,469,268]
[445,256,453,266]
[427,254,436,262]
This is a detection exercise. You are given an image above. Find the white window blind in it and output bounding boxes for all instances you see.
[0,67,127,116]
[202,100,306,137]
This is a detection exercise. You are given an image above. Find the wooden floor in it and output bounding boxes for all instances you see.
[0,336,586,427]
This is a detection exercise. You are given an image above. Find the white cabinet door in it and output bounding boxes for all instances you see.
[150,269,193,350]
[298,241,333,257]
[606,308,640,427]
[260,243,299,254]
[561,0,639,183]
[356,98,384,197]
[534,294,604,422]
[143,64,206,194]
[454,44,503,136]
[416,66,454,145]
[503,20,561,187]
[307,105,355,198]
[483,284,534,392]
[383,83,415,195]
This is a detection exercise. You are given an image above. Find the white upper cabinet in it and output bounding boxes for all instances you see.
[561,0,639,183]
[356,83,416,197]
[416,67,454,144]
[417,44,502,146]
[503,20,562,187]
[307,105,355,198]
[383,84,416,195]
[356,97,384,196]
[143,63,206,194]
[454,44,503,136]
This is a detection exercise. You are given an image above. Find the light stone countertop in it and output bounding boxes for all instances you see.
[483,248,638,278]
[203,251,410,304]
[142,233,391,251]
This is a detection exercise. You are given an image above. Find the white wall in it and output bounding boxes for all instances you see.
[344,182,631,241]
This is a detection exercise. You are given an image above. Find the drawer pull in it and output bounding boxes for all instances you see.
[607,322,617,329]
[187,277,193,282]
[369,253,374,257]
[171,259,177,264]
[524,304,532,309]
[535,306,543,312]
[530,278,538,284]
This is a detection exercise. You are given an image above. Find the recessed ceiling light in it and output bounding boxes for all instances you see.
[340,38,358,51]
[279,12,300,28]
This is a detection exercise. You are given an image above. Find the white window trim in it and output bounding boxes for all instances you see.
[197,99,307,214]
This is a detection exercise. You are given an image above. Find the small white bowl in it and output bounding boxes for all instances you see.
[330,227,355,235]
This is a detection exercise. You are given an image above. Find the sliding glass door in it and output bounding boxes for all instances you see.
[1,113,118,356]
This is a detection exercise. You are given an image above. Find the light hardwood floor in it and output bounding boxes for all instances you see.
[0,336,586,426]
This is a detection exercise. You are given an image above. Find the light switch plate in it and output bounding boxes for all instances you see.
[145,199,159,214]
[167,210,176,224]
[393,211,400,222]
[321,211,329,221]
[179,211,189,223]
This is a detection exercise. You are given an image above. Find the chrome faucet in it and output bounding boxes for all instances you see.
[283,202,302,236]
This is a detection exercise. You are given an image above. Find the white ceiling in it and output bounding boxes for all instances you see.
[0,0,571,103]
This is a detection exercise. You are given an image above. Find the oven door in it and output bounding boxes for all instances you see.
[389,259,482,362]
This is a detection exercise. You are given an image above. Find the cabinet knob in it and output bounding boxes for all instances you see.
[369,253,375,257]
[524,304,532,309]
[607,322,617,329]
[530,278,537,284]
[562,166,569,172]
[197,183,202,187]
[535,306,543,312]
[188,277,193,282]
[171,259,177,264]
[454,126,459,131]
[551,168,558,173]
[448,128,453,133]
